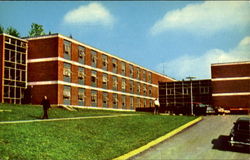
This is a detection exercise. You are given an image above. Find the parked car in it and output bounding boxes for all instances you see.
[206,105,216,115]
[229,117,250,148]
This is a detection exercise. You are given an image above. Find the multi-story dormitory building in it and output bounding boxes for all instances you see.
[0,34,28,104]
[0,33,174,110]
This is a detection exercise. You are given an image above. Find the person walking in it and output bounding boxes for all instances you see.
[154,98,160,115]
[41,96,51,119]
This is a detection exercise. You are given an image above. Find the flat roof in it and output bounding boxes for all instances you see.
[211,61,250,66]
[25,33,176,81]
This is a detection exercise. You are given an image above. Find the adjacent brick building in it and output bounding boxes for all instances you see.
[0,34,28,104]
[25,34,174,110]
[211,61,250,113]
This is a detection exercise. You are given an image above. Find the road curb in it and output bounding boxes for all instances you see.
[113,116,203,160]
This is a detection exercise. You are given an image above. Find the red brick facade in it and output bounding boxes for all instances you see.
[211,62,250,112]
[0,35,4,103]
[27,34,174,110]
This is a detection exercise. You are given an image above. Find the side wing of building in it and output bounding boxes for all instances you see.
[26,34,174,110]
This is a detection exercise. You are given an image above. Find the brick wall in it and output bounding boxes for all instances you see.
[0,35,4,103]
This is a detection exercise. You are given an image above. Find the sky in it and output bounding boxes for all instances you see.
[1,1,250,80]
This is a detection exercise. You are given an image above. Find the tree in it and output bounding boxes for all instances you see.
[5,26,20,37]
[0,25,4,34]
[29,23,45,37]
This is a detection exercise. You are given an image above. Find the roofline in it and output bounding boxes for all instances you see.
[159,79,211,83]
[211,61,250,66]
[0,33,28,42]
[25,33,176,81]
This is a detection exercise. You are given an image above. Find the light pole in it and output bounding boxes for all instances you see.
[186,76,196,115]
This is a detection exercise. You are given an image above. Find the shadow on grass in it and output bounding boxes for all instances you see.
[211,135,250,154]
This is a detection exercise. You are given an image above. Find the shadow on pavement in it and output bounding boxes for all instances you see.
[211,135,250,154]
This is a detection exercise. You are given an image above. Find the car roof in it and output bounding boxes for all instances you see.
[236,117,250,123]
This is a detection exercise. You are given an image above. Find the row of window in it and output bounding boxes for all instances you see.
[63,86,153,109]
[166,87,210,95]
[63,40,152,83]
[63,63,153,96]
[5,37,27,48]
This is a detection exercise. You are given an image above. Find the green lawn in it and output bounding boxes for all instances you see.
[0,104,196,160]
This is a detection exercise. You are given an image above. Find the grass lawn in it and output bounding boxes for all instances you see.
[0,104,197,160]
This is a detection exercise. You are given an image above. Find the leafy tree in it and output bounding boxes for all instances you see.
[29,23,45,37]
[0,25,4,34]
[5,26,20,37]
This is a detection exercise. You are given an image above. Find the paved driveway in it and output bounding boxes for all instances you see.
[132,115,250,160]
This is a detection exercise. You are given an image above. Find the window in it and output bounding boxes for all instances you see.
[91,90,97,106]
[137,98,141,108]
[148,86,152,96]
[63,63,71,82]
[167,89,174,95]
[148,73,152,83]
[130,96,134,109]
[78,88,85,106]
[142,70,146,81]
[143,84,147,96]
[78,67,85,85]
[64,40,71,60]
[103,92,108,108]
[149,100,153,107]
[121,62,126,76]
[129,80,133,93]
[78,46,85,64]
[112,58,117,73]
[122,95,126,109]
[129,65,133,78]
[121,79,126,92]
[136,68,140,79]
[200,87,209,94]
[91,71,97,87]
[137,82,141,94]
[112,76,118,90]
[63,86,71,105]
[183,88,190,95]
[102,73,108,89]
[143,99,147,108]
[91,50,97,67]
[113,94,118,108]
[102,55,108,70]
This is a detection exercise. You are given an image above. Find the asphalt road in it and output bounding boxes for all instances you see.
[132,115,250,160]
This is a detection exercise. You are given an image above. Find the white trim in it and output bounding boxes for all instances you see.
[25,33,175,81]
[212,77,250,81]
[1,33,28,42]
[212,92,250,96]
[28,57,159,87]
[211,61,250,66]
[28,80,156,100]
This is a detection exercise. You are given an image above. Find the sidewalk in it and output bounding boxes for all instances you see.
[0,114,140,125]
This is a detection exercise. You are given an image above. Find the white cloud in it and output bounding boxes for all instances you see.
[156,36,250,80]
[151,1,250,35]
[63,2,114,27]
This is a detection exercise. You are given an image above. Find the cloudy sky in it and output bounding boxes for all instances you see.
[1,1,249,80]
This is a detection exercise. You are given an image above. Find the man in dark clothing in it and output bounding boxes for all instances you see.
[41,96,51,119]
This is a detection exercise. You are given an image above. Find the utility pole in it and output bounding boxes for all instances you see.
[186,76,196,115]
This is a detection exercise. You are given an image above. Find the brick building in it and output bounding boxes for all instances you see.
[211,61,250,113]
[25,34,174,110]
[0,34,28,104]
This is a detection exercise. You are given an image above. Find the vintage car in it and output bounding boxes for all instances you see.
[229,117,250,148]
